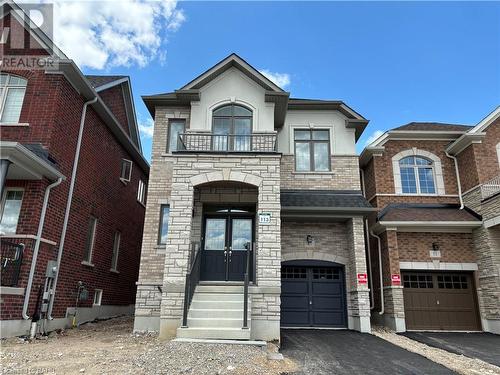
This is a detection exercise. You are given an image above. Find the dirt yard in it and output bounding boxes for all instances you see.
[0,317,297,375]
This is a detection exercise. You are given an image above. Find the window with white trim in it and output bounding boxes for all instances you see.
[0,74,27,123]
[399,156,436,194]
[93,289,103,305]
[496,143,500,167]
[83,216,97,263]
[120,159,132,182]
[137,179,146,205]
[110,231,120,271]
[0,189,24,234]
[158,205,170,245]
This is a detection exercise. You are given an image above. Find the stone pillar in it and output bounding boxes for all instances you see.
[346,217,371,333]
[377,229,406,332]
[159,180,194,339]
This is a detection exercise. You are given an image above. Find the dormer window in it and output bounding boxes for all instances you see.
[0,74,28,123]
[212,104,252,151]
[399,156,436,194]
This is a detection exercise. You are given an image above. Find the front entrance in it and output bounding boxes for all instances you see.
[402,271,481,331]
[200,208,254,281]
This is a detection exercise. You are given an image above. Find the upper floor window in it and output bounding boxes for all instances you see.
[158,204,170,245]
[0,74,28,123]
[294,129,330,172]
[399,156,436,194]
[168,120,186,152]
[110,231,121,272]
[137,179,146,205]
[0,189,24,234]
[212,104,252,151]
[120,159,132,183]
[83,216,97,264]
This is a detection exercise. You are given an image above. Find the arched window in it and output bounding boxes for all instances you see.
[399,156,436,194]
[0,74,28,123]
[212,104,252,151]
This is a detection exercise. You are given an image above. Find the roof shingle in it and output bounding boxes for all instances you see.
[85,75,126,89]
[393,122,472,132]
[281,190,373,210]
[378,204,481,222]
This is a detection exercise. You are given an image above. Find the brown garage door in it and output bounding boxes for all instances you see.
[402,272,481,331]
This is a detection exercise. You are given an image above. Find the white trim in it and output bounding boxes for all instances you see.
[484,214,500,229]
[83,217,97,263]
[93,289,103,306]
[93,77,129,93]
[392,148,445,195]
[110,231,121,271]
[0,287,24,295]
[120,159,133,182]
[496,143,500,167]
[0,123,29,127]
[469,106,500,134]
[0,234,57,246]
[399,261,478,271]
[0,188,24,235]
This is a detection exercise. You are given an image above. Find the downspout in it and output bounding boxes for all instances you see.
[370,230,384,315]
[22,176,63,319]
[47,96,97,320]
[360,168,375,310]
[445,151,464,209]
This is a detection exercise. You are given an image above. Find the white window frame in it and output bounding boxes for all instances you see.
[110,231,121,272]
[93,289,103,306]
[496,142,500,167]
[82,216,97,265]
[0,73,28,124]
[137,179,146,206]
[0,188,24,235]
[392,148,445,195]
[120,159,133,183]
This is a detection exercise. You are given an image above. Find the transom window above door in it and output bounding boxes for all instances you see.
[294,129,331,172]
[399,156,436,194]
[212,104,252,151]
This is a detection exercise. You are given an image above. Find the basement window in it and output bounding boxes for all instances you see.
[93,289,103,306]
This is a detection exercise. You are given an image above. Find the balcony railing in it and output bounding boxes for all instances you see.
[1,238,25,287]
[177,133,277,153]
[481,175,500,200]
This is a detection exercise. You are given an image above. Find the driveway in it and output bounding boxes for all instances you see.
[281,329,455,375]
[403,332,500,367]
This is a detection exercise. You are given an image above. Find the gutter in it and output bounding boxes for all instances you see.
[369,230,384,315]
[445,150,464,209]
[47,96,97,320]
[22,177,63,320]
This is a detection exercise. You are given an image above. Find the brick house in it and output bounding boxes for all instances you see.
[0,3,149,337]
[134,54,374,341]
[360,109,500,334]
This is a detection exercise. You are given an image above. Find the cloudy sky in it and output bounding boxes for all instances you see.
[32,1,500,161]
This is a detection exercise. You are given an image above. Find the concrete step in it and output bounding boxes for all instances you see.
[188,308,251,319]
[190,300,246,310]
[196,285,245,294]
[187,317,251,328]
[177,327,251,340]
[192,293,246,302]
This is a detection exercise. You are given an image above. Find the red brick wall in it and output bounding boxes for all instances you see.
[456,145,480,192]
[0,69,147,320]
[98,85,130,136]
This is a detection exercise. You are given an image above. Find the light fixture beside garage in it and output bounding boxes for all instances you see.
[430,242,441,258]
[306,235,315,245]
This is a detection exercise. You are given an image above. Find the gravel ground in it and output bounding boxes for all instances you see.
[0,317,297,375]
[372,326,500,375]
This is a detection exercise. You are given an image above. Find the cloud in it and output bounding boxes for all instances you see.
[138,118,154,138]
[259,69,291,89]
[364,130,384,146]
[27,0,186,69]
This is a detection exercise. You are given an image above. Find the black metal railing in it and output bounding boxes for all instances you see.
[182,242,201,328]
[242,242,252,329]
[1,239,25,287]
[177,133,277,153]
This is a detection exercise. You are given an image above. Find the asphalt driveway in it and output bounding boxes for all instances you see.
[281,329,455,375]
[403,332,500,367]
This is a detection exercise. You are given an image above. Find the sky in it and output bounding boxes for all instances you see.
[52,1,500,162]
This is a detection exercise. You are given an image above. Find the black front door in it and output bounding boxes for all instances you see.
[201,216,253,281]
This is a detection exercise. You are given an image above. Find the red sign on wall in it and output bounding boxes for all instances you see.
[357,273,368,284]
[391,274,401,285]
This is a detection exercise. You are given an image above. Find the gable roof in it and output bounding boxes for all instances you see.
[85,75,127,89]
[393,122,472,132]
[181,53,286,93]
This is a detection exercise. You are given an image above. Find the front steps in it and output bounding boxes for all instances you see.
[177,285,252,340]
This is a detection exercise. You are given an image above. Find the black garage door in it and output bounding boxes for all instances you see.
[281,261,347,328]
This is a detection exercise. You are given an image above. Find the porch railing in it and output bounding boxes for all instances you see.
[177,133,277,153]
[481,175,500,200]
[242,242,252,330]
[182,242,201,328]
[1,238,25,287]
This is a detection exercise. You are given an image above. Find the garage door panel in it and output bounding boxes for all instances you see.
[311,282,342,295]
[312,311,344,326]
[312,296,343,310]
[282,295,309,310]
[282,281,308,294]
[281,310,310,326]
[403,272,480,331]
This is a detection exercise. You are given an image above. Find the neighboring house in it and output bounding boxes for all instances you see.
[134,53,374,341]
[360,111,500,334]
[0,3,149,338]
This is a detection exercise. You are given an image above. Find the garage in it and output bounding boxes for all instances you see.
[281,260,347,328]
[402,271,481,331]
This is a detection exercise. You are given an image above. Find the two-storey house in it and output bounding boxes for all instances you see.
[361,109,499,334]
[134,54,374,341]
[0,3,149,338]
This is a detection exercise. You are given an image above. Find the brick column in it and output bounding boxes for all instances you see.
[346,217,371,333]
[159,180,194,339]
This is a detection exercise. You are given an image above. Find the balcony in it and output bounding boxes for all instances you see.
[1,238,25,287]
[176,132,277,153]
[481,175,500,200]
